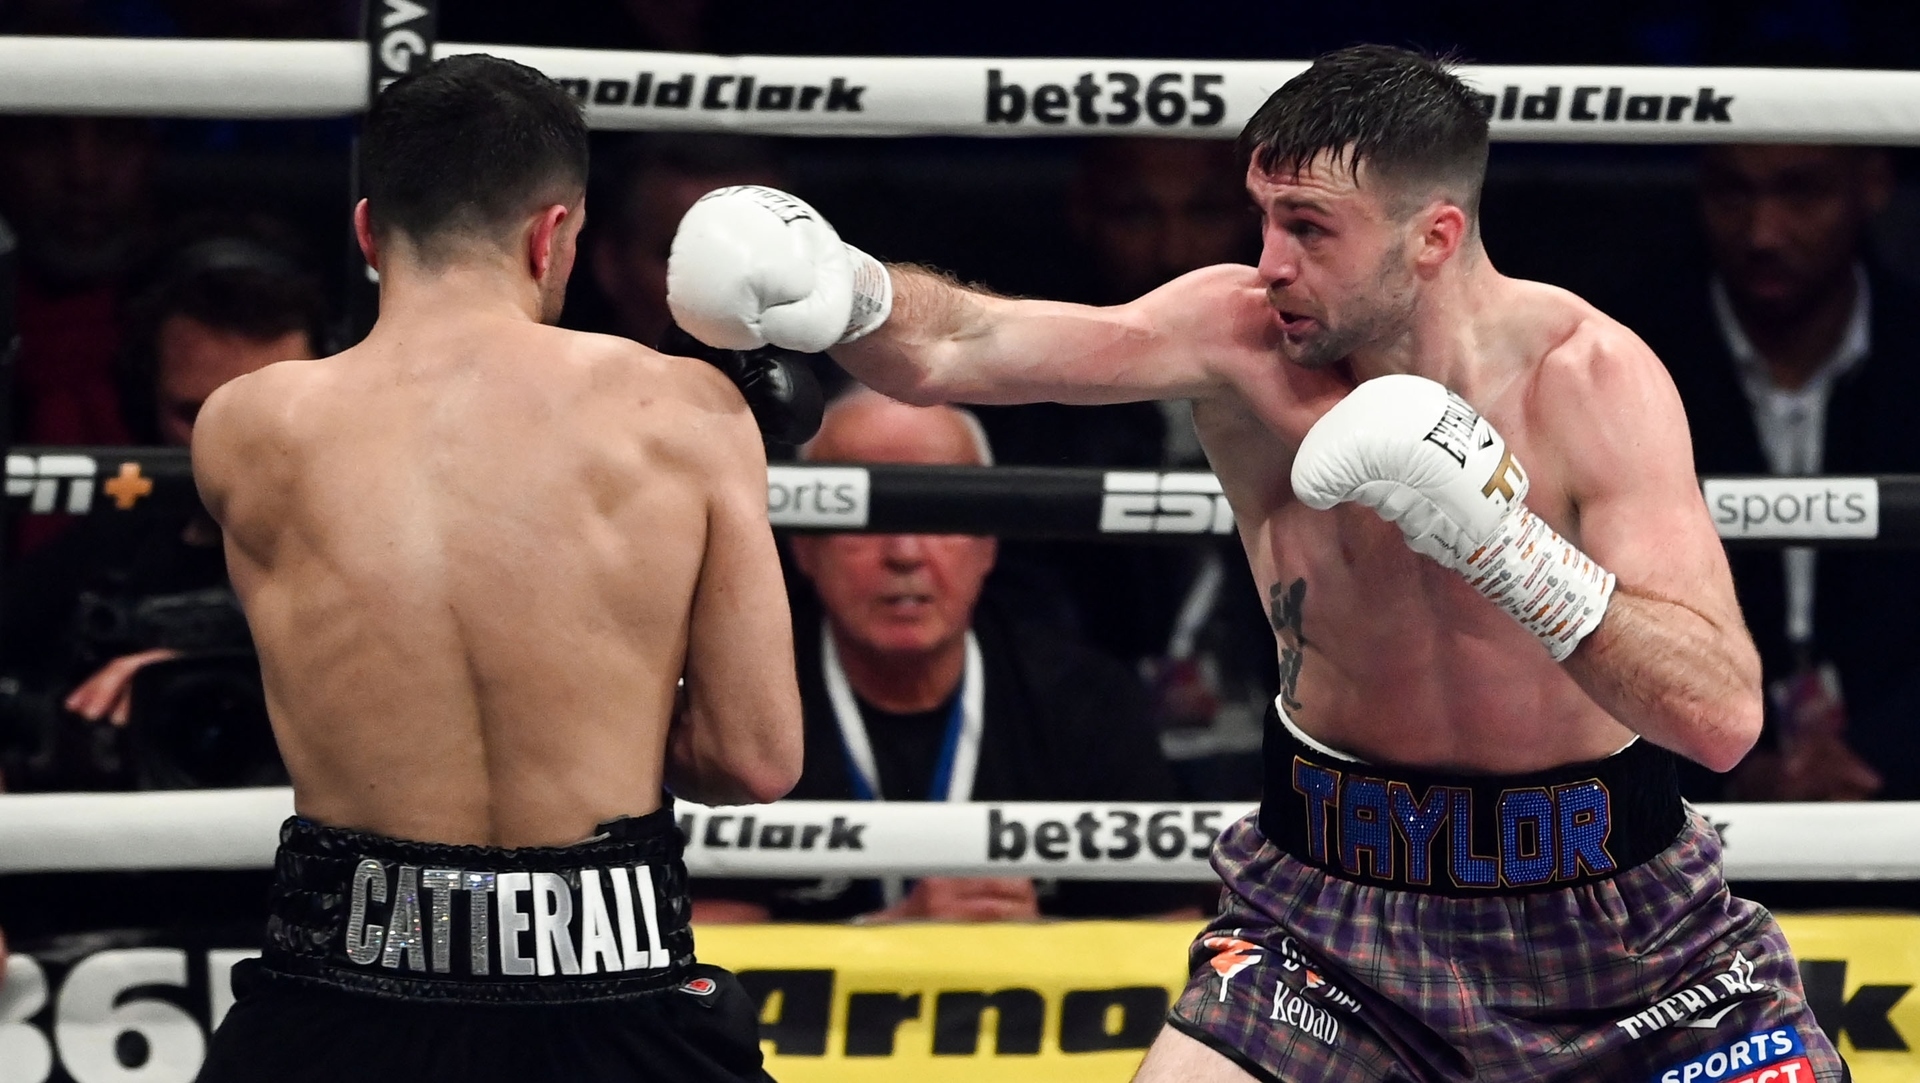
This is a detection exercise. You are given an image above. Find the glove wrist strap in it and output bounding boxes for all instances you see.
[1463,508,1616,661]
[839,244,893,343]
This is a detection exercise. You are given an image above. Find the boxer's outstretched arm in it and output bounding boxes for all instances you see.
[1545,337,1763,773]
[669,403,805,805]
[830,264,1271,407]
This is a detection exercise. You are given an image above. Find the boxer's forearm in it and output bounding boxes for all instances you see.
[831,264,1209,408]
[1563,587,1763,773]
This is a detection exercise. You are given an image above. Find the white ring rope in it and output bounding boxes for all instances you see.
[0,788,1914,881]
[1,36,1919,143]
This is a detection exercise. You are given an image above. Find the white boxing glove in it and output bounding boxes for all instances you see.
[1291,373,1615,660]
[667,185,892,354]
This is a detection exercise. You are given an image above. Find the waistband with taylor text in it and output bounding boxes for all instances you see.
[1259,702,1685,896]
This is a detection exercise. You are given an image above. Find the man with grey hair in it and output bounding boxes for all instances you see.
[693,390,1196,923]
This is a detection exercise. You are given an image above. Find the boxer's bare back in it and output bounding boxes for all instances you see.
[193,276,801,849]
[836,156,1758,776]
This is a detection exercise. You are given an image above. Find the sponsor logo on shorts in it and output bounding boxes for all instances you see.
[1274,937,1361,1014]
[1269,982,1341,1046]
[1099,471,1234,535]
[342,859,675,978]
[680,976,719,997]
[556,72,866,114]
[984,70,1228,130]
[1654,1027,1811,1083]
[1472,84,1734,127]
[1202,935,1263,1001]
[1617,952,1772,1040]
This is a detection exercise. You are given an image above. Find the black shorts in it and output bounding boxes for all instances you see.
[198,957,770,1083]
[196,810,770,1083]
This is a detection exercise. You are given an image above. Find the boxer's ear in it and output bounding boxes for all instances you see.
[528,203,572,282]
[1411,201,1469,275]
[353,199,380,272]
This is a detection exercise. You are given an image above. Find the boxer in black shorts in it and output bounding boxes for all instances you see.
[191,54,803,1082]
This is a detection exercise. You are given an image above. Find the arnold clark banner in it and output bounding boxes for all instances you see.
[2,916,1916,1082]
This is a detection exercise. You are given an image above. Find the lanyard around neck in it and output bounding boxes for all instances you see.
[821,619,984,803]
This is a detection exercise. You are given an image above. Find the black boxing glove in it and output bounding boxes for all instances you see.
[659,322,825,445]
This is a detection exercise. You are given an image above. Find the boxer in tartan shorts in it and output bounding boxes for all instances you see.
[1168,708,1845,1081]
[663,43,1848,1083]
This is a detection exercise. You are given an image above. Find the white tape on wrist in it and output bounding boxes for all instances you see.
[1464,508,1616,661]
[840,244,893,343]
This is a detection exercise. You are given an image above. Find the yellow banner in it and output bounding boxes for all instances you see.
[697,915,1920,1083]
[1776,915,1920,1083]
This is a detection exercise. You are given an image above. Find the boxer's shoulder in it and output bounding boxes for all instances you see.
[1495,279,1668,408]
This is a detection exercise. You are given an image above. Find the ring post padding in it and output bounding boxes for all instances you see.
[0,789,1915,881]
[3,37,1920,145]
[344,0,440,342]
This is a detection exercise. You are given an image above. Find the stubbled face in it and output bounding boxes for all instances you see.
[1247,153,1419,369]
[792,399,997,660]
[1700,145,1886,323]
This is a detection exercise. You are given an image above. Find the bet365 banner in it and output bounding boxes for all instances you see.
[1,916,1916,1082]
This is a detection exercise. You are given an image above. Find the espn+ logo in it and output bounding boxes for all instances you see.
[1100,472,1235,535]
[985,70,1228,130]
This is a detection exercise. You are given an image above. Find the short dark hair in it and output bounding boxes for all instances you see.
[361,54,588,256]
[119,227,327,443]
[1238,45,1489,220]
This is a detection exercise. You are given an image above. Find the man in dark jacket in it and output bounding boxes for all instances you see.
[693,389,1196,922]
[1635,143,1920,800]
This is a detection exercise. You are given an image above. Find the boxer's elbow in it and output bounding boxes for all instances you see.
[719,709,804,805]
[732,734,803,805]
[1682,680,1763,775]
[669,703,803,805]
[1700,694,1764,774]
[1703,636,1765,772]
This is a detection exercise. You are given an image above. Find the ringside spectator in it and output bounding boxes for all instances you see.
[994,139,1273,798]
[1635,144,1920,800]
[692,390,1197,923]
[0,113,155,450]
[0,223,324,790]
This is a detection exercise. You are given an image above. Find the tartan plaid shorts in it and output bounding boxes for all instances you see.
[1170,809,1848,1082]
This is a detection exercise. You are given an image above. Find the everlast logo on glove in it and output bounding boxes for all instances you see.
[558,73,866,114]
[1471,84,1734,126]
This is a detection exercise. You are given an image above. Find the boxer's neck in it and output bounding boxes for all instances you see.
[832,625,967,715]
[1346,241,1503,390]
[371,249,546,330]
